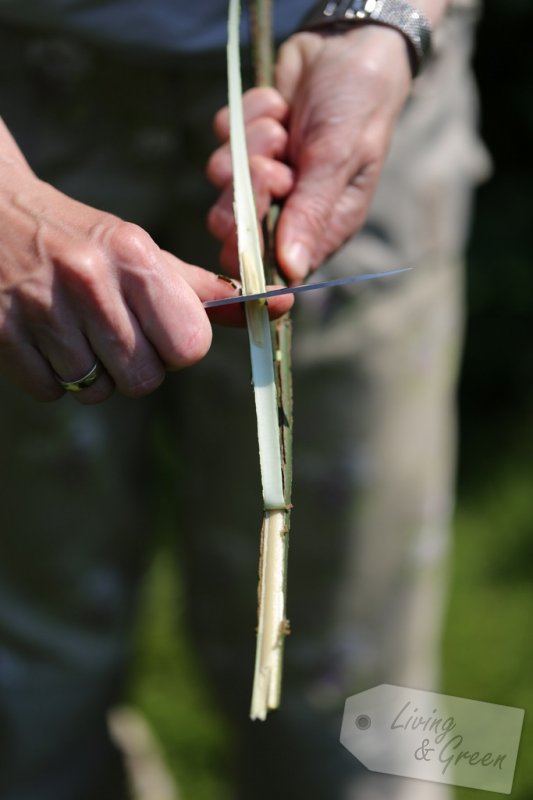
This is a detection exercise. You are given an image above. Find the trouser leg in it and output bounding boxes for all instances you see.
[0,387,153,800]
[0,31,181,798]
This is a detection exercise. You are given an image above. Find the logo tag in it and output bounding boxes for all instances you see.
[340,685,524,794]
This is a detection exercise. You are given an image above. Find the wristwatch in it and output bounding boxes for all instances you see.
[301,0,432,77]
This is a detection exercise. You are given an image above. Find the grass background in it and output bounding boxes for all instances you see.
[127,2,533,797]
[128,421,533,800]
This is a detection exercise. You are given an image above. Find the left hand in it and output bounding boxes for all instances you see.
[207,24,412,283]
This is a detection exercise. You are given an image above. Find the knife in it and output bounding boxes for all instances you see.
[203,265,411,308]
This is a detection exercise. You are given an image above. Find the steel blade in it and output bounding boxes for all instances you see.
[203,266,411,308]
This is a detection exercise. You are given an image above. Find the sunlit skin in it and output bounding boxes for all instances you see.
[208,0,449,283]
[0,121,292,404]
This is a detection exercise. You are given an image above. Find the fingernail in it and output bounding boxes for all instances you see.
[216,274,241,292]
[283,242,310,280]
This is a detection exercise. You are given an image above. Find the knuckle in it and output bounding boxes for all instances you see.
[249,156,277,194]
[122,370,165,399]
[252,118,287,152]
[244,86,275,104]
[275,40,296,74]
[55,242,104,298]
[258,86,287,114]
[243,87,288,121]
[115,357,166,398]
[108,221,156,265]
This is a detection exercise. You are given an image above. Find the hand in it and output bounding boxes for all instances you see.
[207,24,412,282]
[0,124,292,404]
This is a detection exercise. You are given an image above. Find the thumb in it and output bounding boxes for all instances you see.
[276,153,349,282]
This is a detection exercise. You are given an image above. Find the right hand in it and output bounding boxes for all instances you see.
[0,125,291,404]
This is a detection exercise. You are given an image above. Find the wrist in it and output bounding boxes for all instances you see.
[301,0,437,77]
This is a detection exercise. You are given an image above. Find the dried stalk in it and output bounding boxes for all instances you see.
[249,0,275,87]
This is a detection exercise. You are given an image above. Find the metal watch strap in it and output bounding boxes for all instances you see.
[301,0,432,77]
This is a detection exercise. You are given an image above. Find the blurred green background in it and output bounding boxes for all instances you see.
[127,2,533,798]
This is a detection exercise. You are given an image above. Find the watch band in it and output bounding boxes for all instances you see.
[301,0,432,77]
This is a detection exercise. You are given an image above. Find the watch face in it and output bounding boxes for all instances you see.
[347,0,373,18]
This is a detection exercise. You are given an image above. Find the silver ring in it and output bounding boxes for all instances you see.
[55,359,103,393]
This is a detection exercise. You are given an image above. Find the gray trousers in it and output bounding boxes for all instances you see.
[0,11,488,800]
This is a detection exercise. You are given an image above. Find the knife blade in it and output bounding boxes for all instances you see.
[203,265,411,309]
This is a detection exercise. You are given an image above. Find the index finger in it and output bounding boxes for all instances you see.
[165,256,294,326]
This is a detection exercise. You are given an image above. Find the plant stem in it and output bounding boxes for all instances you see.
[249,0,274,87]
[248,0,294,720]
[228,0,292,720]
